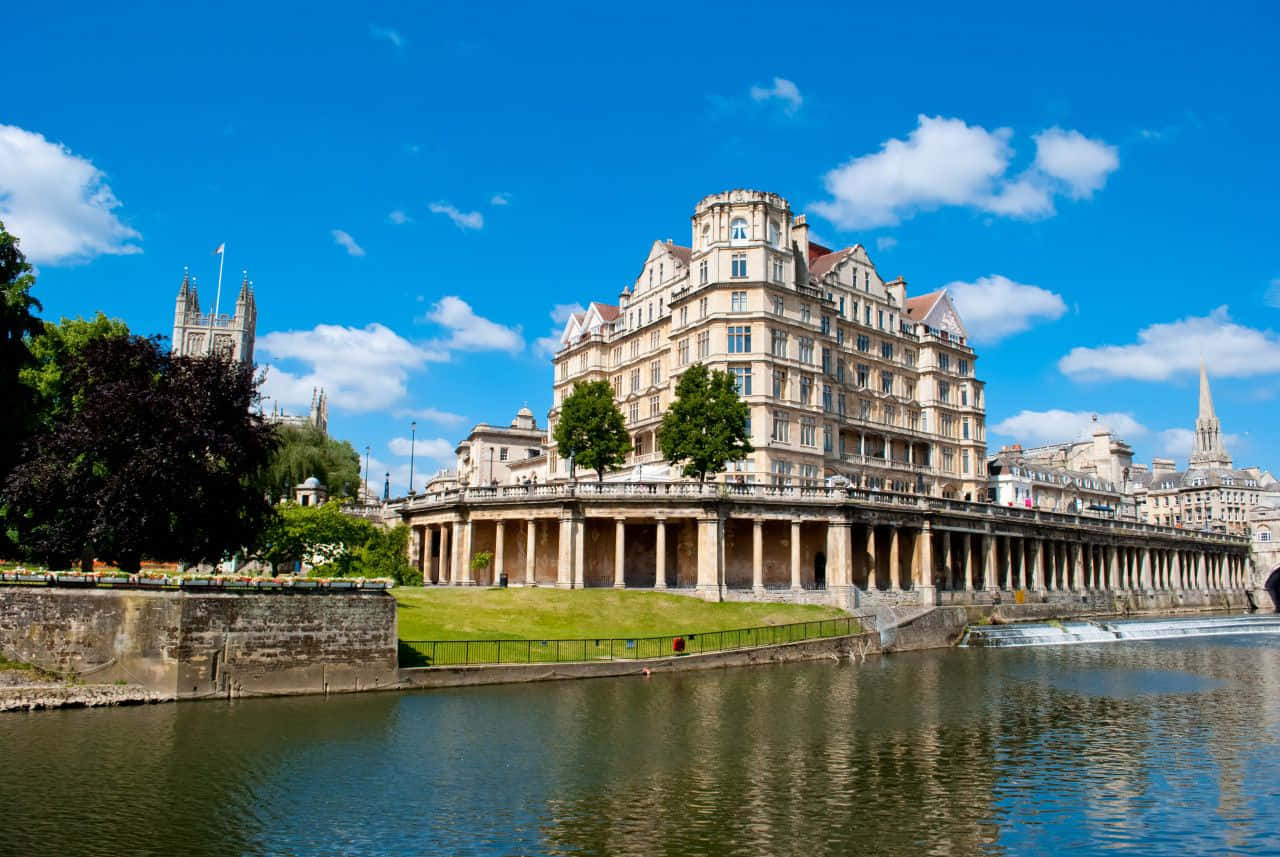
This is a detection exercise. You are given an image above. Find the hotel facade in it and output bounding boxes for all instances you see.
[547,190,987,499]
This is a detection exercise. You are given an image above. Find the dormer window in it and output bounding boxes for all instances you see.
[731,217,749,243]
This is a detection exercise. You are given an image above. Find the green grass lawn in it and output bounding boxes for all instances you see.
[393,586,850,641]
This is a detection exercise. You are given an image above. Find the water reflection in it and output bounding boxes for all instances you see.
[0,637,1276,856]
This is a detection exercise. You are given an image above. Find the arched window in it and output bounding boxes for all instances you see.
[731,217,749,242]
[768,220,780,246]
[1259,528,1273,542]
[701,223,711,248]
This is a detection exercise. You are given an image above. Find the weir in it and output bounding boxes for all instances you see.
[962,614,1280,648]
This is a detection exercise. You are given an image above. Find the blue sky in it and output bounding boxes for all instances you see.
[4,1,1278,494]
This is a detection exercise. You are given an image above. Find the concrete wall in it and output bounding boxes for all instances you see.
[0,588,398,700]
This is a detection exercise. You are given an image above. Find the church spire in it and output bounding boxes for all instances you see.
[1189,360,1232,469]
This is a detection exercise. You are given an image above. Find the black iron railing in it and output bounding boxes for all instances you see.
[398,616,859,668]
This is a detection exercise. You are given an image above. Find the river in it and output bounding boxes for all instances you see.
[1,634,1277,856]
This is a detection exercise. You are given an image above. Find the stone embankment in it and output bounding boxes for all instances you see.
[0,682,168,712]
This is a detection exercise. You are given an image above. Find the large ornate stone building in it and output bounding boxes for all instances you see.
[172,268,256,362]
[547,190,987,499]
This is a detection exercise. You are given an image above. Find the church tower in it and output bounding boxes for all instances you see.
[171,267,256,363]
[1189,361,1232,468]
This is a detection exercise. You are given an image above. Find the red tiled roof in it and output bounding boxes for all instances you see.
[904,290,944,319]
[664,244,692,265]
[590,302,620,322]
[810,246,855,278]
[807,240,834,267]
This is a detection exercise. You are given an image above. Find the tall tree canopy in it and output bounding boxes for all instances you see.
[551,380,631,482]
[659,362,753,483]
[0,222,42,488]
[21,313,131,428]
[254,501,416,584]
[2,335,278,571]
[262,423,362,503]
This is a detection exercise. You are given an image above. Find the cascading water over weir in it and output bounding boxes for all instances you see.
[962,615,1280,648]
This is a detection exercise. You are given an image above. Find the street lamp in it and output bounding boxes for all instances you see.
[364,445,371,503]
[409,420,417,495]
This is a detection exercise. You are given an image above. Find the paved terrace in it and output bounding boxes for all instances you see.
[395,482,1250,607]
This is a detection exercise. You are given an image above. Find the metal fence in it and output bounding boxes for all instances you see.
[398,616,859,668]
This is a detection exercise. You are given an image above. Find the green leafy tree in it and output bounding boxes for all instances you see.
[659,362,753,483]
[21,313,130,428]
[3,335,278,571]
[0,223,43,506]
[262,423,361,502]
[256,502,417,584]
[551,379,631,482]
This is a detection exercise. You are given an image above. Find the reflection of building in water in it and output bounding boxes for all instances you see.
[171,268,256,363]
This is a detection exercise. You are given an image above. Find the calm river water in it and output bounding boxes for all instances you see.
[2,636,1278,857]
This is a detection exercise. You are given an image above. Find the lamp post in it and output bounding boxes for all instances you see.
[409,420,417,495]
[384,472,390,502]
[364,445,371,503]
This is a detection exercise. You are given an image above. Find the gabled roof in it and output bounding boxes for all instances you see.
[810,247,853,278]
[904,289,944,320]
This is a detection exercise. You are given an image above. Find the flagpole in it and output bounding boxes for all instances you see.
[207,244,225,355]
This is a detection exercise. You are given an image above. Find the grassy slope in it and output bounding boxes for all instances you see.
[394,587,849,641]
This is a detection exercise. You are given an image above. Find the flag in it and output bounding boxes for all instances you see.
[212,242,225,255]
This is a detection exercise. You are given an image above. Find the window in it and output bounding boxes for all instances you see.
[771,459,793,486]
[881,372,894,395]
[612,375,622,397]
[771,255,784,283]
[629,402,639,423]
[904,381,915,400]
[528,448,540,459]
[943,448,955,473]
[701,223,711,248]
[822,384,833,413]
[938,380,950,403]
[650,330,660,350]
[731,291,748,312]
[699,260,708,284]
[859,398,871,420]
[800,417,817,447]
[697,330,710,359]
[856,363,869,387]
[961,386,969,406]
[798,336,814,364]
[905,350,916,367]
[770,329,788,358]
[864,305,871,325]
[799,375,812,404]
[880,341,894,360]
[821,348,832,375]
[678,338,690,366]
[938,354,950,372]
[768,220,780,246]
[630,368,640,392]
[821,315,831,335]
[962,417,970,439]
[558,361,567,380]
[856,335,870,353]
[730,365,752,395]
[958,358,969,376]
[771,410,790,442]
[772,368,787,399]
[837,393,847,417]
[631,339,640,358]
[800,303,811,324]
[883,406,897,426]
[727,325,751,353]
[771,295,784,315]
[612,346,622,367]
[731,217,749,242]
[679,306,688,327]
[864,271,870,291]
[650,359,661,386]
[577,353,587,372]
[824,425,833,453]
[650,395,660,417]
[699,297,708,319]
[649,268,654,287]
[942,415,955,437]
[838,296,846,317]
[836,359,846,384]
[499,447,509,461]
[837,327,846,346]
[648,303,653,323]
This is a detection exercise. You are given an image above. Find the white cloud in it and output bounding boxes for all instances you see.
[424,295,523,352]
[370,25,403,48]
[534,302,585,359]
[258,323,446,412]
[875,236,898,252]
[395,407,468,427]
[944,275,1067,343]
[1032,127,1120,199]
[389,436,456,462]
[1157,427,1243,459]
[992,410,1149,445]
[810,115,1118,229]
[387,209,411,225]
[1265,277,1280,308]
[1058,306,1280,381]
[490,193,511,206]
[331,229,365,256]
[748,77,803,114]
[0,124,141,264]
[428,202,483,230]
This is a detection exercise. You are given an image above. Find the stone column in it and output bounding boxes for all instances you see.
[1031,539,1044,593]
[612,519,625,589]
[964,533,975,592]
[866,525,878,591]
[525,519,537,586]
[752,519,764,593]
[459,519,474,585]
[939,532,951,591]
[888,527,901,592]
[697,514,723,600]
[916,522,935,604]
[790,520,802,591]
[1109,545,1119,591]
[655,518,668,590]
[1140,548,1152,592]
[449,520,464,585]
[984,534,997,593]
[424,526,436,584]
[1199,552,1208,590]
[494,520,506,586]
[1045,541,1056,592]
[827,521,852,589]
[1074,543,1086,593]
[573,517,585,588]
[440,524,451,584]
[557,516,575,588]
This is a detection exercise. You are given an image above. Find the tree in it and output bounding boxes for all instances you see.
[262,423,361,503]
[21,313,130,428]
[255,502,417,584]
[2,335,278,571]
[659,362,753,483]
[551,379,631,482]
[0,222,42,505]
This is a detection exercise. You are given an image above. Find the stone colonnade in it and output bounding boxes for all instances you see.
[402,497,1251,604]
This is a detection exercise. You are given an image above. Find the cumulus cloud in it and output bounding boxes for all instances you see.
[490,193,511,206]
[389,436,456,461]
[810,115,1118,229]
[395,407,468,427]
[1157,427,1243,459]
[0,124,141,264]
[944,275,1067,343]
[1265,277,1280,308]
[428,202,483,230]
[992,410,1149,445]
[424,295,523,352]
[749,77,803,114]
[1058,306,1280,381]
[370,25,403,48]
[534,302,585,359]
[1033,128,1120,199]
[331,229,365,256]
[258,323,447,412]
[876,236,898,252]
[387,209,411,225]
